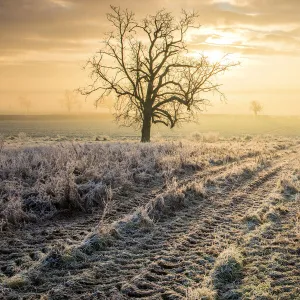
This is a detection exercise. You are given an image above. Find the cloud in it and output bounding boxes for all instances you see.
[0,0,300,63]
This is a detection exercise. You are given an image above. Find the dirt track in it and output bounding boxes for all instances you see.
[0,142,299,299]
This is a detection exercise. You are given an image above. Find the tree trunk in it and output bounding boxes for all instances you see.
[141,111,152,142]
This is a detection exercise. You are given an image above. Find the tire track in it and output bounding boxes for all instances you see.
[0,146,274,283]
[13,145,298,300]
[103,149,299,299]
[1,144,299,299]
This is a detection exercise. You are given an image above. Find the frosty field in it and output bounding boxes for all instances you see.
[0,133,299,299]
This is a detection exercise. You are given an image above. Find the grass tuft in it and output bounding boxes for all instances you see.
[262,208,280,222]
[5,275,28,289]
[243,213,262,229]
[186,287,216,300]
[277,178,298,195]
[210,246,243,290]
[79,232,115,254]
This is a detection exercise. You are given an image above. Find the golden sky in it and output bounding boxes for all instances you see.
[0,0,300,115]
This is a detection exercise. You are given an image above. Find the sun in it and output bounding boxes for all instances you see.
[188,50,240,64]
[206,50,225,63]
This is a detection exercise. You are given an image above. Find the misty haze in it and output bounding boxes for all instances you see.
[0,1,299,300]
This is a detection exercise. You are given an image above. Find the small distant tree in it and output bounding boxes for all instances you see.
[250,101,263,116]
[62,90,79,113]
[79,6,238,142]
[18,96,32,114]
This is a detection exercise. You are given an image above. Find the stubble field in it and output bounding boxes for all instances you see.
[0,135,299,299]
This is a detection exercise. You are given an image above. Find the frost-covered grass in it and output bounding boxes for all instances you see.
[0,137,294,229]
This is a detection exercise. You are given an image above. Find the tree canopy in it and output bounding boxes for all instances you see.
[79,6,238,142]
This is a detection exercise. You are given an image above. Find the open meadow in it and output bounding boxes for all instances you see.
[0,124,299,299]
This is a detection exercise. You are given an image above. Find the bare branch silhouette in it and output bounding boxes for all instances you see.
[79,6,239,142]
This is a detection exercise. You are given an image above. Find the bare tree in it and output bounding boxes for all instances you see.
[62,90,79,113]
[18,96,32,114]
[79,6,238,142]
[250,101,263,116]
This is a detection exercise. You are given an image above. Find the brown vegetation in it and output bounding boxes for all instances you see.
[0,136,299,299]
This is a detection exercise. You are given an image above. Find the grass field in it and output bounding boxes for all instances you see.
[1,114,300,140]
[0,118,299,299]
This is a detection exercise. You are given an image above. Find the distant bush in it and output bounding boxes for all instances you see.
[95,135,110,141]
[244,135,252,141]
[191,132,203,142]
[18,132,28,141]
[202,132,220,143]
[191,132,219,143]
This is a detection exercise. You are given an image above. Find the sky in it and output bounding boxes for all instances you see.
[0,0,300,115]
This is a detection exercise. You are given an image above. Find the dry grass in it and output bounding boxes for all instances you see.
[188,246,243,300]
[240,162,300,299]
[0,138,284,229]
[277,174,299,195]
[191,132,220,143]
[242,212,262,230]
[0,136,299,300]
[186,286,216,300]
[0,134,5,153]
[209,246,243,291]
[4,275,28,289]
[295,194,300,238]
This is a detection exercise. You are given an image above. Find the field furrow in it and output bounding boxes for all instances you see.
[0,140,299,300]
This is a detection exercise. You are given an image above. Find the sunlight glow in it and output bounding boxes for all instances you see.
[206,34,242,46]
[206,50,225,63]
[188,50,240,64]
[49,0,72,9]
